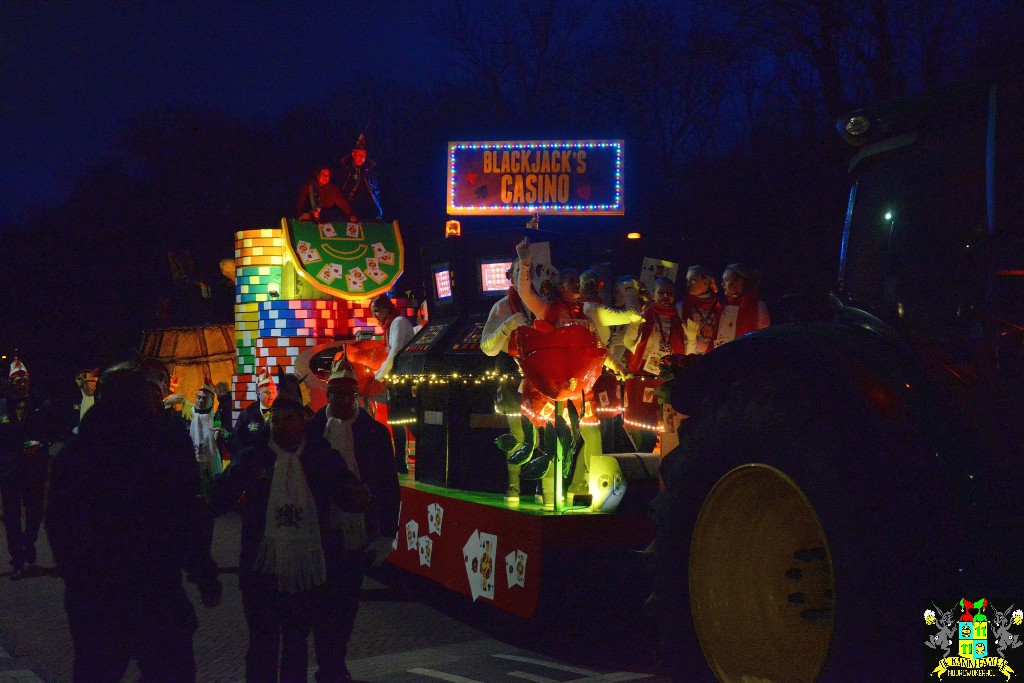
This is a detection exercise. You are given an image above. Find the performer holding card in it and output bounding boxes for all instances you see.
[623,277,686,452]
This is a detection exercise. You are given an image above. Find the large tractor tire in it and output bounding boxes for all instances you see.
[651,349,961,681]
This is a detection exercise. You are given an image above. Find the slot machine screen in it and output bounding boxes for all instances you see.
[432,263,452,303]
[480,258,513,296]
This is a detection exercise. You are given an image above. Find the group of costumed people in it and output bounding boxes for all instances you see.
[481,237,770,505]
[297,134,384,224]
[1,347,400,682]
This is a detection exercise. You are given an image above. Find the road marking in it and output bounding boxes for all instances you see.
[407,668,485,682]
[507,673,559,682]
[493,654,600,675]
[507,671,654,683]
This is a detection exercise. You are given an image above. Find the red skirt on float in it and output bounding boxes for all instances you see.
[623,375,665,432]
[592,371,623,418]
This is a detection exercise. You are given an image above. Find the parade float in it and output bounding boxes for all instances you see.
[203,139,666,619]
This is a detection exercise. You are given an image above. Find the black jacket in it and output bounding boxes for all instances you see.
[307,407,401,550]
[231,400,267,456]
[208,429,366,577]
[47,404,220,598]
[0,393,55,483]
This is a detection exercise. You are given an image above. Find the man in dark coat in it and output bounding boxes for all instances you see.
[309,352,401,682]
[0,358,57,580]
[339,134,383,221]
[232,367,277,455]
[46,363,222,682]
[209,393,369,683]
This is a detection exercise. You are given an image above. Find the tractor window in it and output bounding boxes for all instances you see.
[841,96,990,351]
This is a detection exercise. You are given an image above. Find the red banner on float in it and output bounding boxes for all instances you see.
[447,140,624,216]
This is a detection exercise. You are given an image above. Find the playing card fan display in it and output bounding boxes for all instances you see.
[282,218,404,300]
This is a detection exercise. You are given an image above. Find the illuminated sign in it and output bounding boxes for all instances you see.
[447,140,624,215]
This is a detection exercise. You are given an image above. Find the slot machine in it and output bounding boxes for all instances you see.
[395,227,570,491]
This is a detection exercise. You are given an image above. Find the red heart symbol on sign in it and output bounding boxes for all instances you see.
[577,184,591,200]
[466,172,478,185]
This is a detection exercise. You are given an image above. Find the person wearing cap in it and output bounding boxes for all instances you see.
[308,351,400,683]
[296,165,355,224]
[47,362,222,681]
[0,357,57,580]
[714,262,771,348]
[339,134,383,221]
[232,367,277,456]
[209,385,370,683]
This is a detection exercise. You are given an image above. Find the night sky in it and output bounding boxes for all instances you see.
[1,1,437,226]
[3,1,1020,392]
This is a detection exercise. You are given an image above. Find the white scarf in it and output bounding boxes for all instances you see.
[254,439,326,593]
[324,408,368,551]
[189,411,223,480]
[78,394,94,422]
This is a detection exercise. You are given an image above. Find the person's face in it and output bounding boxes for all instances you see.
[194,390,214,413]
[371,302,389,322]
[270,409,305,451]
[327,382,359,419]
[558,273,581,302]
[317,168,331,187]
[10,376,28,399]
[653,283,676,307]
[80,379,97,397]
[614,281,638,308]
[687,271,713,297]
[352,150,367,167]
[722,270,746,297]
[258,383,277,408]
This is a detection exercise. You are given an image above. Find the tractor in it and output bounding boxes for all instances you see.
[652,78,1024,681]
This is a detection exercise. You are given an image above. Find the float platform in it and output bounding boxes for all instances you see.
[387,473,656,619]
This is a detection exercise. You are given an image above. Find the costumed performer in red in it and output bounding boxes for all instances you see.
[677,265,722,355]
[714,263,770,348]
[297,165,355,224]
[624,277,687,452]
